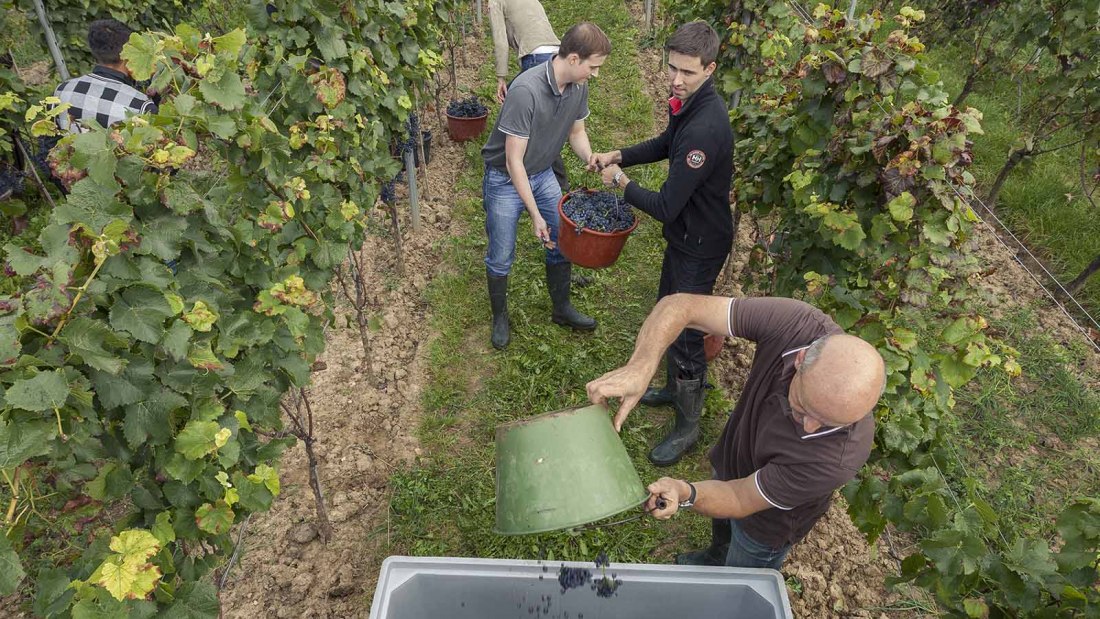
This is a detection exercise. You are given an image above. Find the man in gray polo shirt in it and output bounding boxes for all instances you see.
[481,22,610,350]
[587,294,885,569]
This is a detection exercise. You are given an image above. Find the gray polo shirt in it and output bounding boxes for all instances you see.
[481,59,590,175]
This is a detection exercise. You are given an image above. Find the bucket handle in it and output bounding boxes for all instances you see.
[568,496,667,531]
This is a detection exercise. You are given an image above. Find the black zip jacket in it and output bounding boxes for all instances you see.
[620,78,733,259]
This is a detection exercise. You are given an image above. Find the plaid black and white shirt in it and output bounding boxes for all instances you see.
[53,65,158,134]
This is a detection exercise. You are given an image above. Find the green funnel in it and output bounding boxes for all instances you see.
[495,404,649,535]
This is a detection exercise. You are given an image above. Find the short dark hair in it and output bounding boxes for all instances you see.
[559,22,612,61]
[88,19,133,65]
[666,21,720,66]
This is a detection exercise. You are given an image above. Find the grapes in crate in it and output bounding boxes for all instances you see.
[563,191,635,233]
[447,96,488,118]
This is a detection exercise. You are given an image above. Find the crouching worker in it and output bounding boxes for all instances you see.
[587,294,885,569]
[480,22,610,349]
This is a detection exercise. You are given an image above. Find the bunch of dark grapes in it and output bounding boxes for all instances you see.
[380,180,396,205]
[447,96,487,118]
[399,113,420,156]
[592,575,623,598]
[0,165,24,200]
[563,191,635,233]
[557,566,591,594]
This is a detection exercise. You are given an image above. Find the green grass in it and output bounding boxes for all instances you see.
[387,5,730,564]
[949,306,1100,540]
[924,44,1100,314]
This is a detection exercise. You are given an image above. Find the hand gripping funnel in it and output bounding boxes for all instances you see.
[494,404,649,535]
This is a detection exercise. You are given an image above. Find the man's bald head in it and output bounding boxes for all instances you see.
[796,334,886,426]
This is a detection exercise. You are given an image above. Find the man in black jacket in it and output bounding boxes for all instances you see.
[589,21,733,467]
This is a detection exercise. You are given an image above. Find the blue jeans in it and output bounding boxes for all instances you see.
[520,52,555,72]
[483,165,567,276]
[724,517,792,570]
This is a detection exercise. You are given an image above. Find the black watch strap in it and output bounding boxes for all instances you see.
[678,482,697,509]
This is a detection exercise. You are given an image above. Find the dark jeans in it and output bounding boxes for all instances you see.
[515,53,569,193]
[714,517,792,570]
[657,245,727,381]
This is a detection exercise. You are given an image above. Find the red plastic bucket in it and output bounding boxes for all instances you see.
[557,190,638,269]
[445,113,488,142]
[704,334,725,361]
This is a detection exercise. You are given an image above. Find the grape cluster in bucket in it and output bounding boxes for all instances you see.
[563,191,635,233]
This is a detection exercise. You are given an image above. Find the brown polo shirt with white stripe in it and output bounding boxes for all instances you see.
[708,297,875,548]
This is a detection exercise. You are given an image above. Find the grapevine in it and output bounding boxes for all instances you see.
[0,0,460,615]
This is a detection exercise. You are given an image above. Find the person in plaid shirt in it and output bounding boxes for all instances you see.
[53,19,157,134]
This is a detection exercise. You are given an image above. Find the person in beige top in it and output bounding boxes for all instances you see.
[489,0,561,103]
[488,0,573,196]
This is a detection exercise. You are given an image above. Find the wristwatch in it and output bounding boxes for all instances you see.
[678,482,697,509]
[612,170,624,188]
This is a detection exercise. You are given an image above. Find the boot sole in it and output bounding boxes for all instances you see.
[551,317,597,331]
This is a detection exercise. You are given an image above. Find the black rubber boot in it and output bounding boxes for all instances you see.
[546,263,596,330]
[487,272,510,349]
[640,360,676,407]
[675,519,731,566]
[648,377,704,466]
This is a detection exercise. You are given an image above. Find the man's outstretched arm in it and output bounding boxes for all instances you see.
[586,293,732,430]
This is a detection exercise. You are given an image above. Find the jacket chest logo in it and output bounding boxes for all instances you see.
[686,149,706,169]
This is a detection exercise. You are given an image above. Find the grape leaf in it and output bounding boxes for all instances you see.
[161,581,220,619]
[59,317,129,374]
[175,420,222,460]
[94,555,161,601]
[53,178,129,235]
[32,568,74,617]
[198,71,246,111]
[887,192,915,223]
[162,181,204,215]
[212,29,247,57]
[152,511,176,545]
[194,502,234,535]
[160,321,192,361]
[0,532,26,596]
[3,244,44,276]
[109,530,160,561]
[139,216,188,261]
[248,464,280,495]
[187,340,224,371]
[120,33,160,82]
[123,390,188,448]
[109,286,174,344]
[71,131,118,187]
[5,369,69,411]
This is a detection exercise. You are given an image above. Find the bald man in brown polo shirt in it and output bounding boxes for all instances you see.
[587,294,885,569]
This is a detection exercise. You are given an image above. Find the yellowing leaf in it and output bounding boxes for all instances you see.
[182,301,218,332]
[95,556,161,601]
[212,29,247,57]
[214,428,231,449]
[248,464,280,495]
[109,529,160,562]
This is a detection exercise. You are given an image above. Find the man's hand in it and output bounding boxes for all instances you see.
[601,164,627,188]
[532,214,552,246]
[586,151,620,171]
[586,362,652,431]
[496,78,508,103]
[645,477,690,520]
